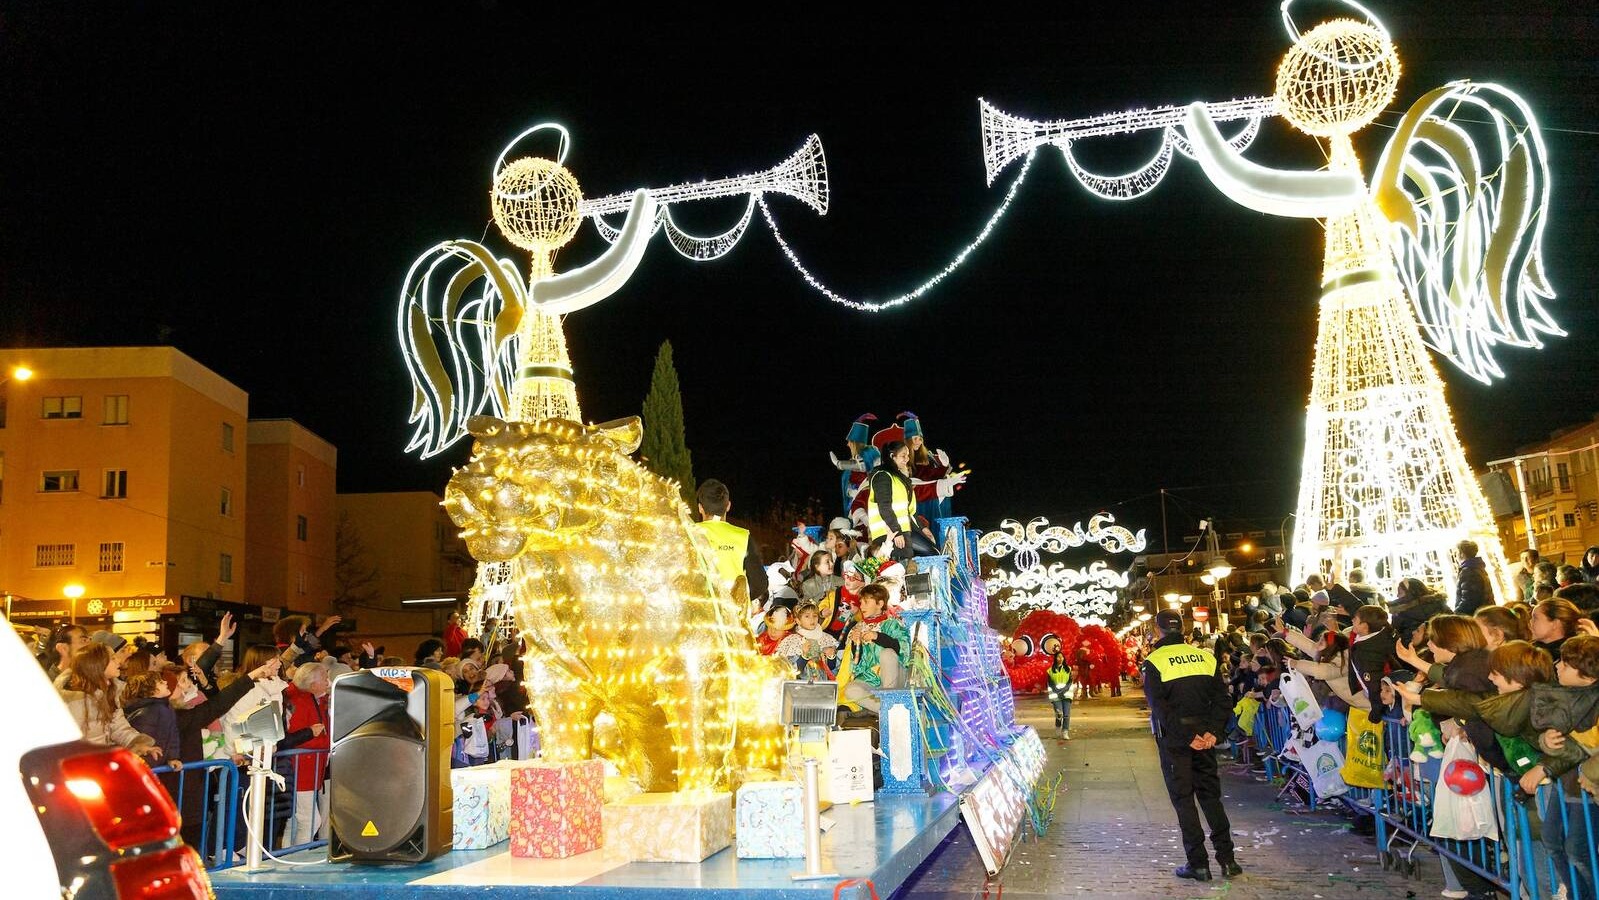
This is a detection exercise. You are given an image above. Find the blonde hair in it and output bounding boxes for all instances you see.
[1427,615,1488,654]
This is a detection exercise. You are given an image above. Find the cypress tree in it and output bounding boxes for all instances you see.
[639,340,695,504]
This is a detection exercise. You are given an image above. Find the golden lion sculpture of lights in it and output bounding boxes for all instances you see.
[443,413,786,793]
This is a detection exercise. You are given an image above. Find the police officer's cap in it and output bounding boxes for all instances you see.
[1154,610,1184,633]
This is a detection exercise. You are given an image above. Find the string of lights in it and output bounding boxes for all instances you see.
[756,150,1037,312]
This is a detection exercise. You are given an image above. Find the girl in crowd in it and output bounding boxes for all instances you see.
[801,550,845,602]
[59,643,158,759]
[1474,604,1530,649]
[776,601,839,680]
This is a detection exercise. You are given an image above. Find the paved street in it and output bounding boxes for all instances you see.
[895,686,1450,899]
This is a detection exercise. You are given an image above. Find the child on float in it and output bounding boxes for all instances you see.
[841,583,908,715]
[801,550,846,602]
[777,602,839,680]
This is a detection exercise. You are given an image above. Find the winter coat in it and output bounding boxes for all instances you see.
[443,620,468,658]
[800,573,845,602]
[1327,584,1363,617]
[1348,581,1385,609]
[123,697,181,761]
[58,688,155,754]
[1141,633,1232,748]
[1529,682,1599,779]
[173,675,260,763]
[1454,557,1494,615]
[1427,648,1495,694]
[280,683,330,791]
[1414,657,1513,772]
[1346,627,1399,712]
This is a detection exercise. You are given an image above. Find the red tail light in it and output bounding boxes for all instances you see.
[110,846,210,900]
[58,747,180,849]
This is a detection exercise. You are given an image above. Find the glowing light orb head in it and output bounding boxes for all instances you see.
[1274,19,1400,137]
[491,156,584,253]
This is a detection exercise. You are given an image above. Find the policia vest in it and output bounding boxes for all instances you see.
[866,469,917,541]
[696,519,752,591]
[1145,644,1218,681]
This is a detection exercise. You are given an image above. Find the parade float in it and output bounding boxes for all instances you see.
[215,125,1044,899]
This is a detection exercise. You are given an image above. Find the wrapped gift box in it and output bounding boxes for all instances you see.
[450,762,512,849]
[602,791,732,863]
[735,780,805,858]
[509,759,604,858]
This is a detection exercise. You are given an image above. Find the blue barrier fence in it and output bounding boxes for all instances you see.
[1241,702,1599,899]
[151,747,330,872]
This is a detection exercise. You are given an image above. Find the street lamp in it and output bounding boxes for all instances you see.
[1164,591,1181,606]
[63,583,85,624]
[10,366,33,382]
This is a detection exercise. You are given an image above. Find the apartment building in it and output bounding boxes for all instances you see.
[1484,413,1599,566]
[335,491,475,655]
[246,419,337,612]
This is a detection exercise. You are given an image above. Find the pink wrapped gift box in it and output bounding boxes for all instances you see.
[508,759,604,858]
[602,791,733,863]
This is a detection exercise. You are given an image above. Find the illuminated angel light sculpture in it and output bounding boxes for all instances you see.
[396,125,828,791]
[978,515,1146,621]
[983,1,1557,595]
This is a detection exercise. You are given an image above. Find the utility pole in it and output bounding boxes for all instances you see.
[1160,488,1169,556]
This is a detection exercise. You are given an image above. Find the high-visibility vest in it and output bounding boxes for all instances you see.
[1145,643,1217,682]
[696,519,751,590]
[866,470,917,541]
[1047,666,1073,700]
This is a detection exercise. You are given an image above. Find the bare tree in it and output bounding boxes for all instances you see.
[333,510,381,618]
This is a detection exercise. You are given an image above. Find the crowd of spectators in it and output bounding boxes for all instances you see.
[1194,541,1599,899]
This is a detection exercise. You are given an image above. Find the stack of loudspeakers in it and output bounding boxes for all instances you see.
[327,666,455,863]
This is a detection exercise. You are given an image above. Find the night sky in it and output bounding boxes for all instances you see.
[2,3,1594,549]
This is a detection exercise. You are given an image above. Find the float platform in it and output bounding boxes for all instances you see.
[210,792,962,900]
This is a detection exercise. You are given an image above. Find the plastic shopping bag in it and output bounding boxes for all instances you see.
[1301,738,1350,800]
[1340,709,1386,789]
[1278,669,1323,732]
[1429,735,1498,841]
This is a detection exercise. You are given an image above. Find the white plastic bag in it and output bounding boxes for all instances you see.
[1302,738,1351,800]
[1429,735,1498,842]
[1278,669,1323,732]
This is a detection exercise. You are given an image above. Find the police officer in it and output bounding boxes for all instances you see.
[1142,609,1242,882]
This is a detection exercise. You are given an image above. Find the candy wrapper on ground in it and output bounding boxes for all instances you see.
[509,759,604,858]
[602,791,733,863]
[451,761,512,849]
[735,780,806,858]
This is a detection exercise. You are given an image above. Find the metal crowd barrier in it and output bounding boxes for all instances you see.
[1240,702,1599,899]
[150,748,330,872]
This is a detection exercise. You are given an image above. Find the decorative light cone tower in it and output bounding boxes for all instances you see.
[1275,22,1511,594]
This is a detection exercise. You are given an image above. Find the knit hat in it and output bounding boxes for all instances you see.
[899,411,922,440]
[827,516,860,538]
[847,413,876,445]
[1154,610,1184,633]
[483,663,512,685]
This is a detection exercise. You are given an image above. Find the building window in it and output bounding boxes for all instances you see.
[296,515,308,542]
[41,396,82,419]
[1564,513,1577,528]
[220,487,232,517]
[40,470,79,492]
[296,464,305,488]
[35,543,74,568]
[103,469,128,499]
[102,394,129,425]
[1557,462,1571,491]
[296,570,306,595]
[0,395,7,429]
[98,542,125,573]
[219,552,233,584]
[221,422,234,452]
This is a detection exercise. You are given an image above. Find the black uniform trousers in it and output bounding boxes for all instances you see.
[1156,739,1235,869]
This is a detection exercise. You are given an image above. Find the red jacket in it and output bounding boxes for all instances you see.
[281,684,330,791]
[443,620,468,658]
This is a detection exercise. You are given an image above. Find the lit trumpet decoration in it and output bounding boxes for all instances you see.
[396,124,825,792]
[981,0,1557,596]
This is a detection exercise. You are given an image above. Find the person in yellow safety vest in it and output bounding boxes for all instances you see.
[866,441,937,562]
[1142,608,1242,884]
[695,479,768,613]
[1046,650,1074,739]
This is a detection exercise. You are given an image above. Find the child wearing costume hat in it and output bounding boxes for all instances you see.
[757,606,797,656]
[776,602,840,680]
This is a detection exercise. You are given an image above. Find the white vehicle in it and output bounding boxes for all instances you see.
[2,623,212,898]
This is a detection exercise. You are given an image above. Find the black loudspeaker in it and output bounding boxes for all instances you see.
[327,667,454,863]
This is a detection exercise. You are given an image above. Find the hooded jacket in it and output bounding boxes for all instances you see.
[1455,556,1494,615]
[123,696,181,762]
[1389,592,1449,650]
[1529,682,1599,779]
